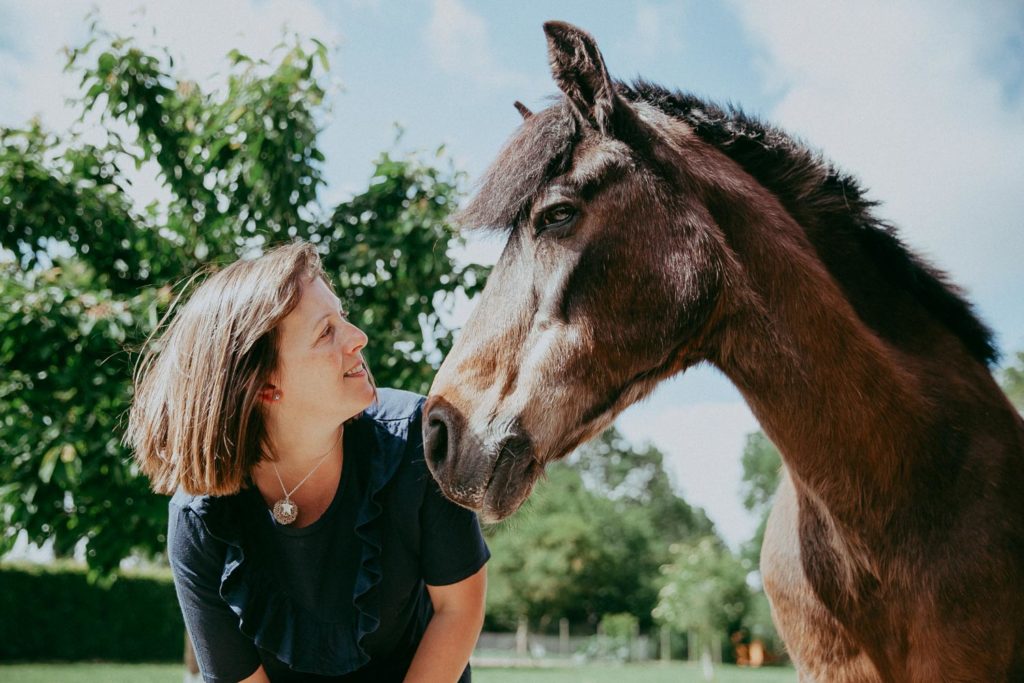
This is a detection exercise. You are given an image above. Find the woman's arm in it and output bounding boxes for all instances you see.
[239,665,270,683]
[403,565,487,683]
[168,505,264,683]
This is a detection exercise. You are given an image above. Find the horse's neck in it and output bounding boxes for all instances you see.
[709,198,982,533]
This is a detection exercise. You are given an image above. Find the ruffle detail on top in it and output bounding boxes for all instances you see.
[185,391,422,677]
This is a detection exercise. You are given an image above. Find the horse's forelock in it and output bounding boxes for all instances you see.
[455,101,580,233]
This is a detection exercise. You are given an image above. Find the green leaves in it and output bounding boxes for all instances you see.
[653,536,749,639]
[484,465,659,628]
[739,432,781,516]
[1001,352,1024,412]
[732,432,785,648]
[0,261,164,570]
[483,428,714,630]
[96,52,116,73]
[737,431,782,572]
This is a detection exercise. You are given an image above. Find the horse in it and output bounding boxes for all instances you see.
[422,21,1024,682]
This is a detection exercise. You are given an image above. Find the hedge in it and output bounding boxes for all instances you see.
[0,562,185,662]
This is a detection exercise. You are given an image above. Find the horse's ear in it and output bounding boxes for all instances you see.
[514,101,533,120]
[543,21,619,135]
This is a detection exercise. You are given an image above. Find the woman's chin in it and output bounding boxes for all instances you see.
[348,382,377,411]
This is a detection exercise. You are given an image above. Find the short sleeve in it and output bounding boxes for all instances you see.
[418,477,491,586]
[167,502,262,683]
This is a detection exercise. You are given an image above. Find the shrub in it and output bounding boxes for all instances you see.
[0,562,184,662]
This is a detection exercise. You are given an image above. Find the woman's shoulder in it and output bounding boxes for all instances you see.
[169,488,238,519]
[169,488,211,514]
[353,389,433,502]
[362,388,426,425]
[167,488,246,550]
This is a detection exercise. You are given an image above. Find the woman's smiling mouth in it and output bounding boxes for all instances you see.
[344,363,366,378]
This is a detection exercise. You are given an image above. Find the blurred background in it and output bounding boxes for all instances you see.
[1,1,1022,681]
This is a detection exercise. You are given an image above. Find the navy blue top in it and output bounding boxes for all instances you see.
[167,389,490,682]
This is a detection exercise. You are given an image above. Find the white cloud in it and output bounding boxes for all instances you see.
[730,0,1024,300]
[0,0,337,129]
[343,0,383,11]
[616,393,761,549]
[92,0,337,84]
[625,1,685,61]
[0,2,84,132]
[423,0,527,89]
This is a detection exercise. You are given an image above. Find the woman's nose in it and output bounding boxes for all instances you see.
[340,321,368,355]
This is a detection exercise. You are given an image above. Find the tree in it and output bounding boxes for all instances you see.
[0,28,485,576]
[483,465,662,630]
[738,431,782,569]
[573,427,714,544]
[736,431,787,660]
[653,536,750,679]
[483,427,716,631]
[1001,351,1024,412]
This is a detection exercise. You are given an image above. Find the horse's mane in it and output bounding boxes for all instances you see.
[623,79,997,366]
[457,81,997,367]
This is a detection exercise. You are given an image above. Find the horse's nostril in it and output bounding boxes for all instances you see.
[424,412,450,476]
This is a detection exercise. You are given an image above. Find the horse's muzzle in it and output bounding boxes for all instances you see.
[423,395,542,521]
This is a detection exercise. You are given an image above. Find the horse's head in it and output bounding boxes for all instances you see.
[424,22,730,521]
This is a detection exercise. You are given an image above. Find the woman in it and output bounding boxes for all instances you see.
[126,241,489,682]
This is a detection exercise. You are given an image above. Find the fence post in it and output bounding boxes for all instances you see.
[559,618,569,656]
[516,616,528,656]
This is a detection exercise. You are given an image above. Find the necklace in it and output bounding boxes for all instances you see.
[270,428,343,525]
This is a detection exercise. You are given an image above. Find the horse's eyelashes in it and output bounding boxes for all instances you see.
[536,204,579,235]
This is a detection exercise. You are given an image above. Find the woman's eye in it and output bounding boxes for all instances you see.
[538,204,578,232]
[321,324,334,339]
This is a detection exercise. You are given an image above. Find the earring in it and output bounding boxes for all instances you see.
[273,391,281,401]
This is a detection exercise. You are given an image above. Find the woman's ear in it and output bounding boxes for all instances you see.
[260,384,281,403]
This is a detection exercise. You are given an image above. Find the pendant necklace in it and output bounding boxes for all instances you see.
[270,428,343,525]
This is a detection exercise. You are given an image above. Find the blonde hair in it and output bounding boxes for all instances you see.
[126,241,339,496]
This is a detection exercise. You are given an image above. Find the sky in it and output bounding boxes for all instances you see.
[2,0,1022,548]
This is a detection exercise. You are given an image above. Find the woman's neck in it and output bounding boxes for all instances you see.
[263,411,344,470]
[250,419,345,527]
[252,414,345,504]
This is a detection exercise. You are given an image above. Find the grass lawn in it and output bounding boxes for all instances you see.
[478,663,797,683]
[0,662,797,682]
[0,664,181,683]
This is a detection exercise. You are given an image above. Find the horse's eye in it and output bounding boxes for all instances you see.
[537,204,578,234]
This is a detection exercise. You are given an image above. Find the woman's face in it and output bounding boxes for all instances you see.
[270,276,375,423]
